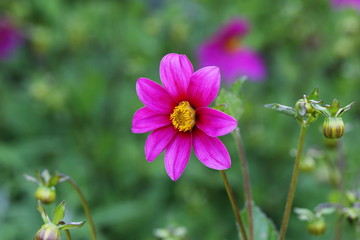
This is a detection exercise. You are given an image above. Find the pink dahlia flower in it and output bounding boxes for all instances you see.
[332,0,360,11]
[197,17,266,83]
[132,53,237,181]
[0,18,22,60]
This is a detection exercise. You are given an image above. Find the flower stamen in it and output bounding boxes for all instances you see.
[170,101,196,132]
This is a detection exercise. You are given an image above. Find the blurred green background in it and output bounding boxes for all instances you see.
[1,0,360,239]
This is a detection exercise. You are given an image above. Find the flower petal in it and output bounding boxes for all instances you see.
[132,107,171,133]
[164,132,192,181]
[136,78,176,113]
[230,48,266,81]
[214,17,249,43]
[196,107,237,137]
[332,0,360,11]
[187,66,220,108]
[160,53,194,102]
[193,128,231,170]
[145,125,177,162]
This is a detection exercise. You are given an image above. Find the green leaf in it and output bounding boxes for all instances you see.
[37,201,51,224]
[216,88,243,121]
[294,207,314,221]
[214,103,229,112]
[52,201,66,225]
[59,221,86,230]
[328,99,340,116]
[314,203,337,217]
[23,174,40,184]
[48,172,69,187]
[230,77,246,94]
[240,204,279,240]
[336,101,355,117]
[41,169,51,185]
[48,173,61,187]
[310,101,330,117]
[264,103,296,118]
[308,88,319,101]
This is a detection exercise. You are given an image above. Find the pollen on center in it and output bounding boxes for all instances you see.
[170,101,196,132]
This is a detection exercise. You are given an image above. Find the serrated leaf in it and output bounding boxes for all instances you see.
[240,203,279,240]
[59,221,86,230]
[216,88,243,121]
[230,77,246,94]
[53,201,65,225]
[264,103,295,118]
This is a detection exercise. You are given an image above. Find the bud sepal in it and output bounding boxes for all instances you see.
[24,169,69,204]
[34,200,85,240]
[294,203,336,236]
[311,99,354,139]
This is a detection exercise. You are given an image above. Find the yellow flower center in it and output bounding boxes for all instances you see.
[224,36,242,53]
[170,101,196,132]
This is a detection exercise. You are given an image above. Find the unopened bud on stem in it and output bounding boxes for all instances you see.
[34,223,61,240]
[322,117,344,139]
[35,186,56,204]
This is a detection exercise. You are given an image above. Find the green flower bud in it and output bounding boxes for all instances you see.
[34,223,61,240]
[307,219,326,235]
[322,117,344,139]
[295,99,314,117]
[299,156,316,172]
[35,186,56,204]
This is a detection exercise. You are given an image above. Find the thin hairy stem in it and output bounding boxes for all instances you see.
[233,127,254,240]
[278,124,307,240]
[334,140,345,240]
[220,170,248,240]
[65,176,97,240]
[65,229,72,240]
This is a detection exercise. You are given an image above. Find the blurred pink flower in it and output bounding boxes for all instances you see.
[332,0,360,11]
[197,18,266,83]
[0,18,22,60]
[132,53,237,181]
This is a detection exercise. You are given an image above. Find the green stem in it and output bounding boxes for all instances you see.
[65,229,72,240]
[356,223,360,240]
[334,140,345,240]
[65,177,97,240]
[278,124,307,240]
[334,216,343,240]
[233,127,254,240]
[220,170,248,240]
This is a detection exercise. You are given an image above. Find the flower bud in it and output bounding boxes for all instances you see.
[299,156,316,172]
[307,219,326,235]
[346,191,357,205]
[34,223,61,240]
[35,186,56,204]
[322,117,344,139]
[295,99,314,117]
